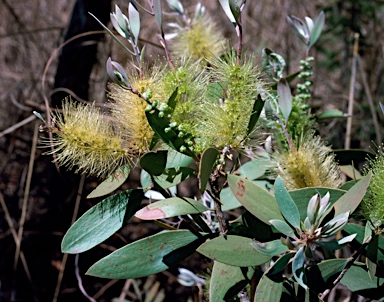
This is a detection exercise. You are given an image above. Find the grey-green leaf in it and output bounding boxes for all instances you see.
[218,0,236,25]
[153,0,162,30]
[87,165,130,199]
[251,239,288,256]
[277,78,292,124]
[292,246,307,289]
[269,219,296,238]
[309,11,325,48]
[140,150,167,176]
[332,172,371,216]
[62,189,143,254]
[255,274,283,302]
[87,230,198,279]
[199,147,219,193]
[197,235,271,267]
[134,197,209,220]
[274,176,300,229]
[128,2,140,44]
[210,262,255,302]
[227,174,284,225]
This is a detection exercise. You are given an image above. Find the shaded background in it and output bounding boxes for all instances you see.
[1,0,384,301]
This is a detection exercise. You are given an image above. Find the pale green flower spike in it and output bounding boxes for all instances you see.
[197,53,265,151]
[47,99,132,179]
[362,146,384,228]
[276,132,342,190]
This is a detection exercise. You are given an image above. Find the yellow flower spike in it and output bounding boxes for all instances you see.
[169,15,225,63]
[276,133,342,190]
[47,99,132,178]
[108,69,163,153]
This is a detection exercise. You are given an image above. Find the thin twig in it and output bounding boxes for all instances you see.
[92,279,119,300]
[75,254,97,302]
[0,114,36,138]
[118,279,132,301]
[14,121,38,270]
[320,237,371,300]
[345,33,359,149]
[53,174,86,302]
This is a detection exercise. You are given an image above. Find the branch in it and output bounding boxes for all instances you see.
[320,236,371,300]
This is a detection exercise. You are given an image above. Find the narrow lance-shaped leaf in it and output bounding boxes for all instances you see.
[246,94,264,136]
[87,164,130,199]
[229,0,245,21]
[197,235,272,267]
[134,197,209,220]
[274,176,300,229]
[277,78,292,124]
[87,230,198,279]
[227,174,284,225]
[218,0,236,25]
[332,172,371,216]
[128,2,140,44]
[269,219,296,239]
[251,239,288,256]
[199,148,219,193]
[62,189,144,254]
[153,0,162,31]
[309,11,325,48]
[292,246,307,289]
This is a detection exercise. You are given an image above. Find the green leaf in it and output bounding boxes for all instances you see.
[197,235,271,267]
[86,230,198,279]
[237,158,271,180]
[87,165,130,199]
[62,189,144,254]
[255,274,283,302]
[366,234,379,280]
[166,149,193,168]
[229,0,245,21]
[251,239,288,256]
[218,0,236,25]
[210,262,255,302]
[199,148,219,193]
[154,167,195,189]
[307,258,348,293]
[340,263,384,292]
[153,0,162,30]
[262,48,286,81]
[140,150,167,176]
[289,187,346,221]
[339,165,363,180]
[267,253,293,277]
[332,172,371,217]
[277,78,292,123]
[309,11,325,48]
[292,246,307,289]
[134,197,209,220]
[227,174,284,225]
[128,2,140,44]
[274,177,300,229]
[220,187,242,211]
[269,220,296,238]
[246,94,264,136]
[317,109,347,120]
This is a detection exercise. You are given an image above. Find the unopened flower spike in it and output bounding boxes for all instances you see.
[106,57,130,88]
